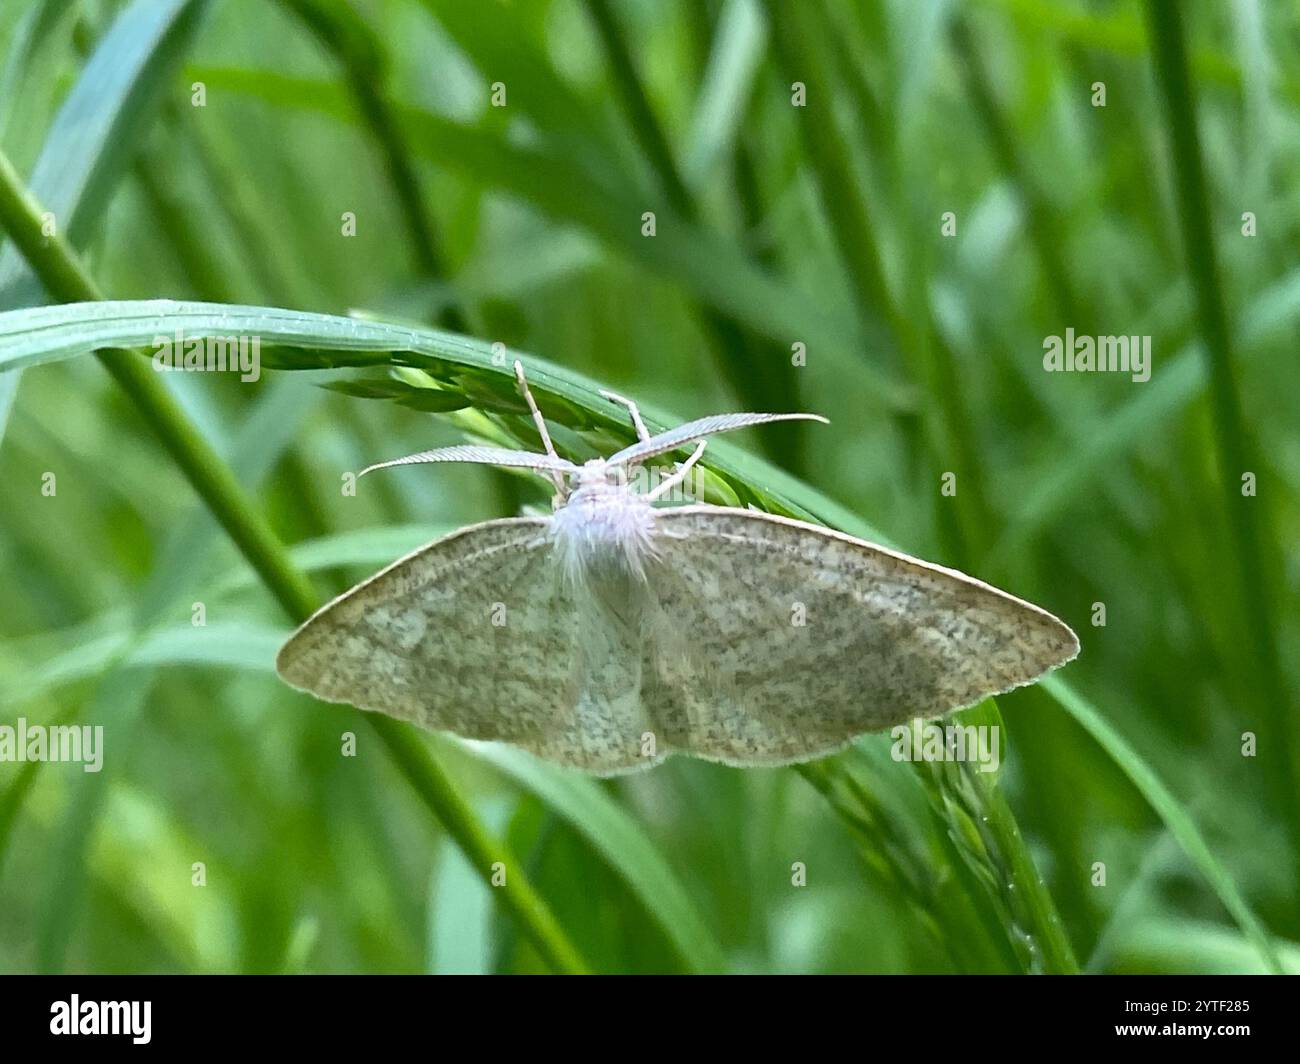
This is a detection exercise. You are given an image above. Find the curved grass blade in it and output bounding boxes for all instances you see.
[1042,675,1282,973]
[0,299,860,526]
[187,65,914,410]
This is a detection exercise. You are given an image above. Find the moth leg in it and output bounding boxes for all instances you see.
[513,360,566,497]
[599,389,651,443]
[646,440,706,501]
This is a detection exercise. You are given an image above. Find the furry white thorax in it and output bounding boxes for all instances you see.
[549,459,657,585]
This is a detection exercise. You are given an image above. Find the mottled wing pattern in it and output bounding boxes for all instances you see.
[641,506,1079,767]
[276,518,652,773]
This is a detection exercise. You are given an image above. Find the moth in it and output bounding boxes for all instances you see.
[277,363,1079,774]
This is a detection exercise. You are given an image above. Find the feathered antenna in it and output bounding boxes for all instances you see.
[355,364,828,504]
[358,445,577,479]
[608,412,828,468]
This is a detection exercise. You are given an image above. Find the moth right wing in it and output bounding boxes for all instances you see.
[276,518,652,773]
[641,506,1079,767]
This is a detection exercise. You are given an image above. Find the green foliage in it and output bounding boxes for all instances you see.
[0,0,1295,974]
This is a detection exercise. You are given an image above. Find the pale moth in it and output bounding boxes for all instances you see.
[277,363,1079,774]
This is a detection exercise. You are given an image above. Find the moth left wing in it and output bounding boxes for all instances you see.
[277,518,653,773]
[640,506,1078,767]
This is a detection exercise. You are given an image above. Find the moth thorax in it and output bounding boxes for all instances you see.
[550,483,656,584]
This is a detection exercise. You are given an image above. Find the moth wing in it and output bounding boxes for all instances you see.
[641,506,1079,766]
[277,517,653,774]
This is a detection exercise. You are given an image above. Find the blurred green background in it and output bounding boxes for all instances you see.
[0,0,1297,974]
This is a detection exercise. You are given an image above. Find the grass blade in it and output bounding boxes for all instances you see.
[1042,675,1283,973]
[186,64,914,409]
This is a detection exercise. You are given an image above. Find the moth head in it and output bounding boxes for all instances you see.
[572,458,631,495]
